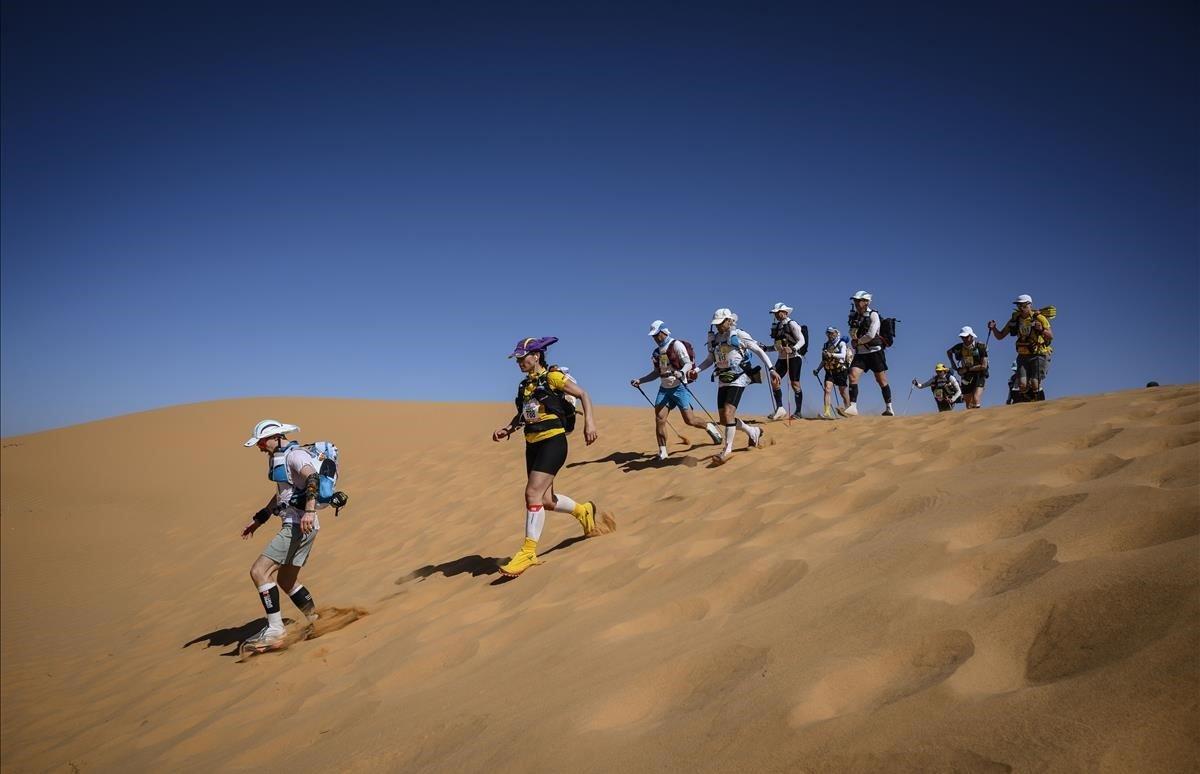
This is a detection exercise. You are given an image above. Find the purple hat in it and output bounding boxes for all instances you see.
[507,336,558,358]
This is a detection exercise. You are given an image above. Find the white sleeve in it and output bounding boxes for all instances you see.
[741,332,774,367]
[287,448,316,482]
[789,321,805,352]
[866,312,880,341]
[949,376,963,401]
[671,340,693,372]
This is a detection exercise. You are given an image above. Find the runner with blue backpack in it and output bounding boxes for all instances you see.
[492,337,615,578]
[240,419,348,653]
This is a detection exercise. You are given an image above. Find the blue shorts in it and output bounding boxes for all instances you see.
[654,384,694,411]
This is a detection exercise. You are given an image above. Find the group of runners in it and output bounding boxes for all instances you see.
[234,290,1055,651]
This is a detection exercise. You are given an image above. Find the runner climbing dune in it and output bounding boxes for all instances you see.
[2,386,1197,772]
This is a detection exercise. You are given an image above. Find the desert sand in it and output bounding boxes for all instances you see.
[2,385,1198,773]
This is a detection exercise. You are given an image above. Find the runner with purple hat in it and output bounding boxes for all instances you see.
[491,337,615,577]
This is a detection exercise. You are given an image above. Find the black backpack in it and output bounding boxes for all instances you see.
[798,324,809,356]
[879,317,897,348]
[515,366,576,433]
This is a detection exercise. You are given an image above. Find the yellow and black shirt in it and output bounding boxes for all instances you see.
[515,368,570,444]
[1005,313,1053,356]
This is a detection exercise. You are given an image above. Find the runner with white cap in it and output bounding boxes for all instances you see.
[765,302,806,420]
[631,320,723,460]
[842,290,895,416]
[239,419,324,653]
[690,308,781,464]
[815,326,851,419]
[946,326,989,409]
[988,294,1053,402]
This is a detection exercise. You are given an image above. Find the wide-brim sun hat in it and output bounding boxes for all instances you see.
[508,336,559,358]
[1013,294,1033,305]
[648,320,669,336]
[935,363,949,372]
[244,419,299,447]
[769,302,793,314]
[959,325,976,338]
[710,308,737,325]
[851,290,872,301]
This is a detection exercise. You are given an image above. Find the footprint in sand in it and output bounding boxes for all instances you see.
[790,629,976,725]
[602,596,711,640]
[1025,579,1192,684]
[912,539,1058,604]
[1046,453,1132,485]
[1065,425,1124,450]
[988,492,1088,541]
[586,643,770,730]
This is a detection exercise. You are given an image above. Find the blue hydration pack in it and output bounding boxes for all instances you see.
[268,441,343,509]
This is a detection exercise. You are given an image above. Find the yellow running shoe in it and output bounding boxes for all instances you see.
[498,538,541,577]
[574,501,598,536]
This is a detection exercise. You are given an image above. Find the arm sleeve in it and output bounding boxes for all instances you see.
[672,340,693,372]
[790,321,805,352]
[948,377,963,401]
[866,312,880,341]
[915,378,930,389]
[745,336,774,368]
[695,339,715,371]
[636,368,660,383]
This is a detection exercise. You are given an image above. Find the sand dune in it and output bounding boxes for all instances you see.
[2,387,1197,773]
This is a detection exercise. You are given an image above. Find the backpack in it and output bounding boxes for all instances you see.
[770,320,808,357]
[879,316,897,348]
[652,339,696,372]
[515,366,576,433]
[272,441,350,516]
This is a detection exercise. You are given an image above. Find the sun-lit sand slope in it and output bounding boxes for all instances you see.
[3,386,1198,773]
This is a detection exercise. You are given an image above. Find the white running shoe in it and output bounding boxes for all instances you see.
[657,449,669,460]
[243,625,286,653]
[705,423,723,443]
[839,404,859,417]
[769,407,787,421]
[749,426,764,447]
[882,404,895,416]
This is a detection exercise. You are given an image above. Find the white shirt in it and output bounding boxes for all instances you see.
[698,328,773,388]
[276,446,321,529]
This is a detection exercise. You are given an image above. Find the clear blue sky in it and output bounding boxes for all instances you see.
[2,2,1196,436]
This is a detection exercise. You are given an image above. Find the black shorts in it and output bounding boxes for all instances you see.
[773,356,803,382]
[824,369,848,387]
[717,386,745,409]
[851,350,888,373]
[526,433,568,475]
[961,373,988,391]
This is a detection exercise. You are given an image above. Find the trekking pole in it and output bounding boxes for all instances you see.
[680,382,719,427]
[633,384,688,444]
[903,384,914,416]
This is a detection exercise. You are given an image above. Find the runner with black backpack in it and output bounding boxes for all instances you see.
[631,320,724,460]
[492,337,614,578]
[841,290,898,417]
[765,302,807,420]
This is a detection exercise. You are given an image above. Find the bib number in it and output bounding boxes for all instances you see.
[522,400,540,423]
[716,345,732,369]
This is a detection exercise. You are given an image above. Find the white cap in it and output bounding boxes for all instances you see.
[959,326,976,338]
[244,419,299,447]
[851,290,872,302]
[710,308,737,325]
[1013,294,1033,305]
[647,320,669,336]
[769,302,793,314]
[826,326,839,334]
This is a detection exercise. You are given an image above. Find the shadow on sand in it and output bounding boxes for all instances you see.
[183,616,294,657]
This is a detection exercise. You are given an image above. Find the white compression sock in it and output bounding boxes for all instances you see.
[723,424,736,454]
[735,418,753,437]
[525,504,546,540]
[552,495,577,514]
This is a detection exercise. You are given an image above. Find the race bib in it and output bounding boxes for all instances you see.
[934,388,944,401]
[659,354,671,371]
[716,345,732,369]
[522,400,540,423]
